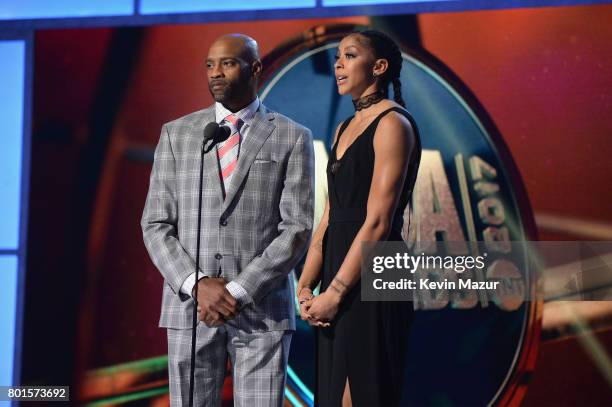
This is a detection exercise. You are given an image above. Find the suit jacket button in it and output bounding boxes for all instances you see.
[215,253,222,260]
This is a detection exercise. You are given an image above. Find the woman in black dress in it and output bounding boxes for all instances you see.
[296,30,421,406]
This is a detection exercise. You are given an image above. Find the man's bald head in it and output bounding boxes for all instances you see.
[210,34,260,63]
[206,34,262,112]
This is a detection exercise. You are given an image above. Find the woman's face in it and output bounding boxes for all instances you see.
[334,34,376,97]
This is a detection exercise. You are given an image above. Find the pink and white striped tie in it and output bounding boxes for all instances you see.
[217,113,241,198]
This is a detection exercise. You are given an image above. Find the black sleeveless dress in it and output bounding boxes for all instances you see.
[316,107,421,406]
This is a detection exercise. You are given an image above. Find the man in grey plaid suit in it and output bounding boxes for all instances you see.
[141,34,314,406]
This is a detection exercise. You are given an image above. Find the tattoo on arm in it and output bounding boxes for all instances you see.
[330,276,349,296]
[333,276,348,288]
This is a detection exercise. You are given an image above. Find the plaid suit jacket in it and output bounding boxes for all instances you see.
[141,103,314,331]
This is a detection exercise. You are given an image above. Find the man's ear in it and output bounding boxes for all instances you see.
[252,60,263,78]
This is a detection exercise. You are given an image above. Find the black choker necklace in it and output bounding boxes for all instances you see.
[352,90,385,111]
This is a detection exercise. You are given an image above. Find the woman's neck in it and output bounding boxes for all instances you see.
[352,88,385,117]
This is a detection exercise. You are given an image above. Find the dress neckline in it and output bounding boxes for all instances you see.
[333,107,402,162]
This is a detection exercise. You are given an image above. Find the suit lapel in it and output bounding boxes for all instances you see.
[193,108,224,204]
[222,105,275,213]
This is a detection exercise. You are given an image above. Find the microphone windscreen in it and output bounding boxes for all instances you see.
[218,125,231,141]
[203,122,219,141]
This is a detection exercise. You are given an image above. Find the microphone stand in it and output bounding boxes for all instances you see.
[188,134,216,407]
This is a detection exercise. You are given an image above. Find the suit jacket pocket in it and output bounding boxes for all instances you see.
[253,158,276,164]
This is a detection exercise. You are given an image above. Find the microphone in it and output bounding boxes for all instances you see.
[203,121,219,143]
[202,122,231,152]
[217,125,231,142]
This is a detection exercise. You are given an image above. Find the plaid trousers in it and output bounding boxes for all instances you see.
[167,325,292,407]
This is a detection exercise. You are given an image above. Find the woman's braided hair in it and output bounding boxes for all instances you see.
[354,29,405,107]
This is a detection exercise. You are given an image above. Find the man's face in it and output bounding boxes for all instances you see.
[206,39,253,105]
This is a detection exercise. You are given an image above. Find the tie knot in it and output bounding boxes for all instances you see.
[224,113,239,125]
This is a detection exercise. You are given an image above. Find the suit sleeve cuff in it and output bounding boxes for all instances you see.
[180,272,207,298]
[226,281,253,307]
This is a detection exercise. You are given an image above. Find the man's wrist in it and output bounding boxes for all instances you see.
[191,276,209,298]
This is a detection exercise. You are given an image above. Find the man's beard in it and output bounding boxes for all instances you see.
[209,76,250,104]
[209,84,236,103]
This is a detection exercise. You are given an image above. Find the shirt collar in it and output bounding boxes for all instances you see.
[215,97,260,125]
